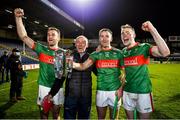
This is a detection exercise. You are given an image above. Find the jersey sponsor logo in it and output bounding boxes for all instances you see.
[96,59,119,68]
[124,55,149,66]
[39,53,54,64]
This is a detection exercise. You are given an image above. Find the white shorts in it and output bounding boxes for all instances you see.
[96,90,121,108]
[37,85,64,106]
[123,91,154,113]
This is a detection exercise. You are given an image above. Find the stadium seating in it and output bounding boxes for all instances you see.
[0,38,39,65]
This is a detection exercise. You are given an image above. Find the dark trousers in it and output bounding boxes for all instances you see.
[64,96,91,119]
[10,77,23,99]
[1,68,9,82]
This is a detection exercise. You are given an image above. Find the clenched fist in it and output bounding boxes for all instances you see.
[14,8,24,17]
[141,21,155,32]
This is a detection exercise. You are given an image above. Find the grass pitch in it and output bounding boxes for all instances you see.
[0,63,180,119]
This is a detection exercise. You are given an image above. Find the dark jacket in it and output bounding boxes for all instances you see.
[8,54,21,79]
[65,50,96,98]
[0,54,9,69]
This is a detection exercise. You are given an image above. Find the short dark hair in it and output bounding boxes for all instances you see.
[12,48,20,52]
[99,28,113,37]
[48,27,60,37]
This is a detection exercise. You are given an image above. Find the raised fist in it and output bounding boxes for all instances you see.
[14,8,24,17]
[141,21,155,32]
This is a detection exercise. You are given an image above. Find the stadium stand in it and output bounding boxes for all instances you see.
[0,38,39,66]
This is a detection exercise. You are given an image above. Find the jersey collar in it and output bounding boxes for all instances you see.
[127,42,139,50]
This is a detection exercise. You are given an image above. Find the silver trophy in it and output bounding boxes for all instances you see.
[65,50,73,78]
[54,50,65,79]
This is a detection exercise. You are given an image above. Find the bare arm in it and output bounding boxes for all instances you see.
[142,21,170,57]
[14,8,35,49]
[73,58,94,71]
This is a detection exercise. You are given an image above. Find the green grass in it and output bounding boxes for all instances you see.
[0,69,39,119]
[150,64,180,119]
[0,63,180,119]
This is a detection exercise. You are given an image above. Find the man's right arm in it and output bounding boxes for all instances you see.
[141,21,170,57]
[73,58,94,71]
[14,8,35,49]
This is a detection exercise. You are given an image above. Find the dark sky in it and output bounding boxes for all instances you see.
[50,0,179,39]
[0,0,179,40]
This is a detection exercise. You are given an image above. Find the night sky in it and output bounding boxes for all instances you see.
[51,0,179,39]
